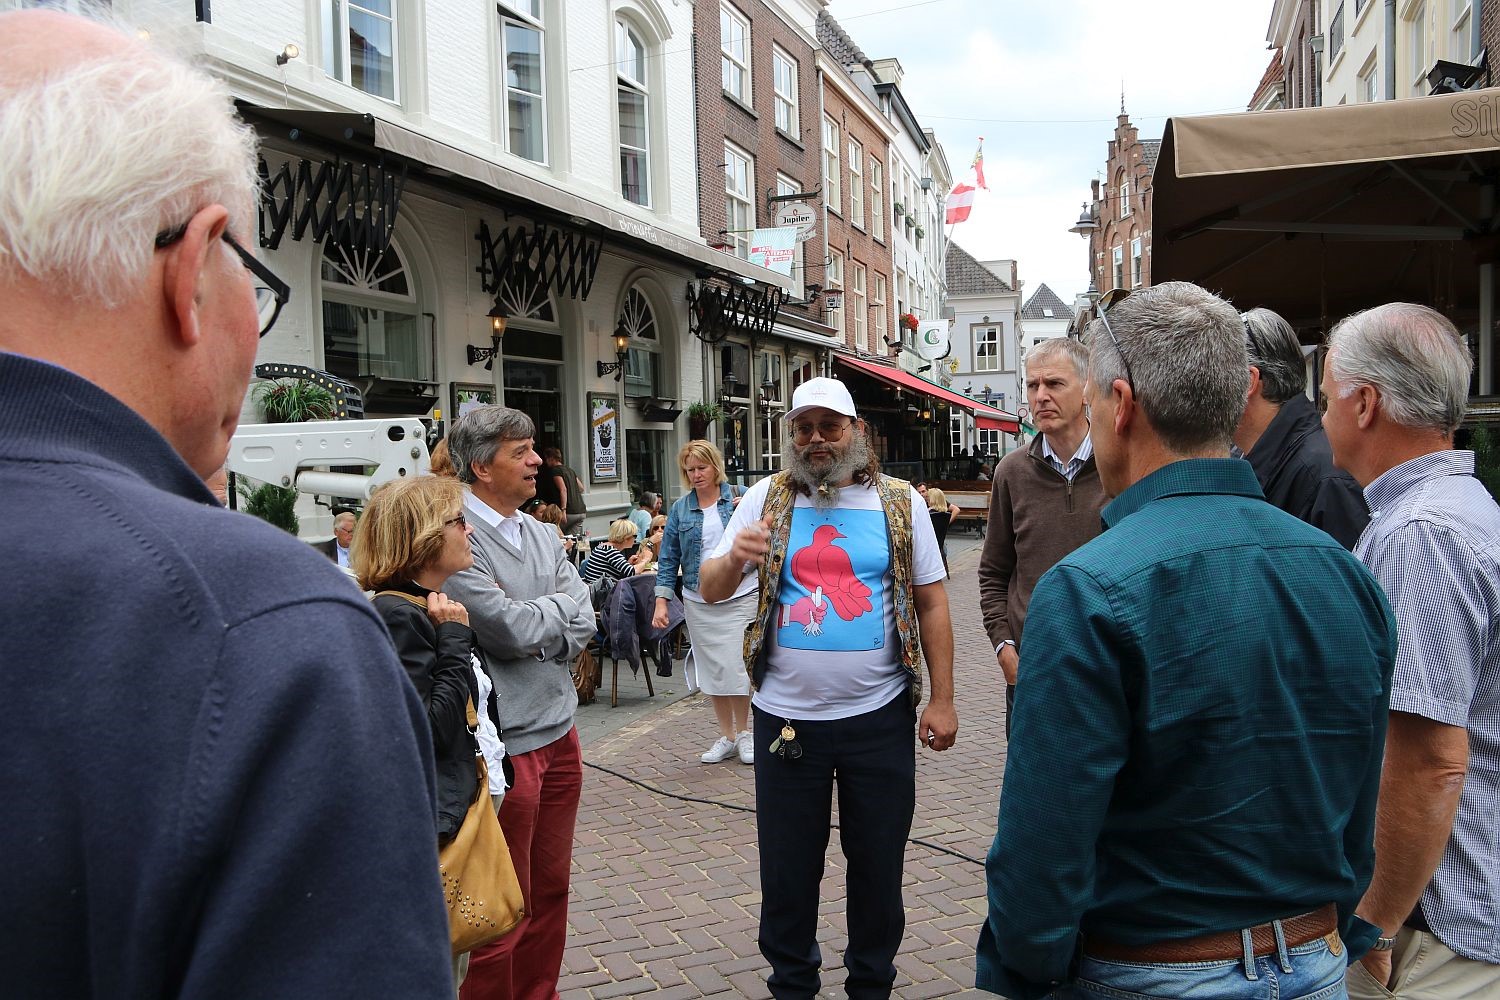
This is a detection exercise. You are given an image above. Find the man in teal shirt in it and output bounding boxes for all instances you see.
[976,282,1396,1000]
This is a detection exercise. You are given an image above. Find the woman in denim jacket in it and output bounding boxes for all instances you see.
[652,440,755,765]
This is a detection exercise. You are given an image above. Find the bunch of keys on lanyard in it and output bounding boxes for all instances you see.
[767,720,802,759]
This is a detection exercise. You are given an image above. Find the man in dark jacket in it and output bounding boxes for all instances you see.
[1234,307,1369,548]
[0,10,452,997]
[539,446,588,534]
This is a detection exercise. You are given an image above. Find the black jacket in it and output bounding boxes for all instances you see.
[373,585,482,841]
[1245,393,1370,550]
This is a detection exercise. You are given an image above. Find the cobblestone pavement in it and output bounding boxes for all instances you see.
[563,532,1006,998]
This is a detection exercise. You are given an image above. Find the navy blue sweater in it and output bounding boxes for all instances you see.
[0,353,452,997]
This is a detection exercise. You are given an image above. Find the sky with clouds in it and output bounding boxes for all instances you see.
[815,0,1276,308]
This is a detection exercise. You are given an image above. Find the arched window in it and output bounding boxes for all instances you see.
[321,238,428,382]
[619,286,660,399]
[616,19,651,206]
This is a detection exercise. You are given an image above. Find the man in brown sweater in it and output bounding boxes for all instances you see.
[979,337,1107,736]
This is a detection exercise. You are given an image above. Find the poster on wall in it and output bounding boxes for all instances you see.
[748,227,797,276]
[451,383,496,422]
[589,394,620,483]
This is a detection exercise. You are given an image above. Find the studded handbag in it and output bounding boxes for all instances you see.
[438,699,525,955]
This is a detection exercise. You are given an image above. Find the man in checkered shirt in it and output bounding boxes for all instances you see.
[1322,303,1500,998]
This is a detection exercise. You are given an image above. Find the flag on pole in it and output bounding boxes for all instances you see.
[945,183,976,225]
[972,138,988,191]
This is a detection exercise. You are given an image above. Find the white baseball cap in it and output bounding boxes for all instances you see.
[786,377,858,422]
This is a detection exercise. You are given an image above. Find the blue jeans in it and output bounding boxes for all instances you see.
[1070,932,1348,1000]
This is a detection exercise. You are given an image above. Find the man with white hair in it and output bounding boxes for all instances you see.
[1320,304,1500,999]
[977,283,1396,1000]
[700,376,957,1000]
[315,510,357,566]
[0,10,451,996]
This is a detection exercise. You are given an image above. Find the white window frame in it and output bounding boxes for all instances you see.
[616,18,651,207]
[1112,244,1125,289]
[848,138,864,229]
[870,158,884,240]
[775,173,805,293]
[823,115,841,215]
[724,142,754,259]
[720,3,750,104]
[325,0,400,103]
[851,261,867,351]
[872,272,887,349]
[1119,179,1131,220]
[950,410,964,455]
[772,46,798,136]
[827,250,844,331]
[1451,3,1472,61]
[974,325,1000,373]
[1410,2,1428,93]
[1130,237,1143,288]
[498,1,548,164]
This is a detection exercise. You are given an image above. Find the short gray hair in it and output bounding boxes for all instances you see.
[1328,303,1473,434]
[1087,281,1250,454]
[1242,307,1306,404]
[1024,337,1089,380]
[0,10,260,305]
[448,405,536,484]
[639,491,659,509]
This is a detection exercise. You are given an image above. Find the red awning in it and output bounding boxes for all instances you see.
[834,354,1021,433]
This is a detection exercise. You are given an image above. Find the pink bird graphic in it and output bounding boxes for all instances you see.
[788,524,872,622]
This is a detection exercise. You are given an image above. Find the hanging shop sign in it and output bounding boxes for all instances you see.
[773,203,818,243]
[823,289,844,312]
[257,155,406,257]
[589,394,620,483]
[474,217,603,303]
[748,227,798,277]
[915,320,951,361]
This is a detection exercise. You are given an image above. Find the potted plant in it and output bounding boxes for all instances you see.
[914,225,926,240]
[253,378,334,423]
[236,478,300,535]
[686,400,723,440]
[900,312,919,333]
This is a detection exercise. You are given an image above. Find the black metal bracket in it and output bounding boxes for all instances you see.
[475,218,603,303]
[596,359,627,381]
[257,156,406,256]
[467,344,502,370]
[687,278,788,345]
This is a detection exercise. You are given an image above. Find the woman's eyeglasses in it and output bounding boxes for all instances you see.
[443,513,468,530]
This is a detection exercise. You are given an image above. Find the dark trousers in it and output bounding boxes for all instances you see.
[753,693,916,1000]
[1005,682,1015,739]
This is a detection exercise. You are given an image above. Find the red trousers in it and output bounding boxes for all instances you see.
[460,727,582,1000]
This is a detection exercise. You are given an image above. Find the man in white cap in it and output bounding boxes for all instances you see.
[701,377,957,1000]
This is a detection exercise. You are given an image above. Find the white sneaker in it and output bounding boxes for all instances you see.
[700,736,738,763]
[735,730,755,764]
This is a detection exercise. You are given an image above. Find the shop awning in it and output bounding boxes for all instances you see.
[834,354,1021,432]
[238,104,794,293]
[1152,90,1500,329]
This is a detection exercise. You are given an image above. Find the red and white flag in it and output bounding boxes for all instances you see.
[971,138,988,191]
[945,183,976,225]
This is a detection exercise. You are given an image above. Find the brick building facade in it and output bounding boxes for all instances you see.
[1084,109,1159,298]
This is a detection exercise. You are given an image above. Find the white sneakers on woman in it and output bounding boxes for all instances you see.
[701,732,756,765]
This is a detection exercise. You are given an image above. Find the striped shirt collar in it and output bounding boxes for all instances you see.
[1363,450,1475,517]
[1041,430,1093,480]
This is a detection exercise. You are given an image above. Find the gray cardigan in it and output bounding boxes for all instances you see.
[443,501,595,754]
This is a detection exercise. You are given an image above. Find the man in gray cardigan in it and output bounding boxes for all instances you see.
[979,337,1107,737]
[444,405,595,999]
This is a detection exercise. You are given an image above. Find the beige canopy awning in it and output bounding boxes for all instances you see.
[1151,91,1500,390]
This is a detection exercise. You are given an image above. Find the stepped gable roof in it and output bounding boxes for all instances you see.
[947,243,1011,296]
[1021,283,1074,321]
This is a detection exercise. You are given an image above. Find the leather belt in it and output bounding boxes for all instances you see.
[1086,904,1338,964]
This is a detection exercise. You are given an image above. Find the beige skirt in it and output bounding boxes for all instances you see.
[683,592,756,696]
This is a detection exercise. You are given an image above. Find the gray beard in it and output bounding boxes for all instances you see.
[784,431,870,508]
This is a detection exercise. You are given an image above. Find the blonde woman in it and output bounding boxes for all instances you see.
[652,440,754,764]
[925,486,959,574]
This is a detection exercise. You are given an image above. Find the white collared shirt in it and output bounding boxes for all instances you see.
[335,543,351,568]
[464,493,525,548]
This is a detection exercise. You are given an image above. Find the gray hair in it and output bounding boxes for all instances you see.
[0,10,260,305]
[1087,281,1250,454]
[1024,337,1090,380]
[1328,303,1473,434]
[1242,307,1306,403]
[639,492,659,509]
[448,405,536,484]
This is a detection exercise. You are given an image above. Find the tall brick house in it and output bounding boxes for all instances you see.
[1254,0,1322,110]
[693,0,832,474]
[1082,106,1159,300]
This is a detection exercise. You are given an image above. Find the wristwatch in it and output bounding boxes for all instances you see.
[1370,935,1396,952]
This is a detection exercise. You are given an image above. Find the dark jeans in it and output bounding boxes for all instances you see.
[753,693,916,1000]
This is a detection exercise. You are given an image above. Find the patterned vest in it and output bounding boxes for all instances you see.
[740,472,924,709]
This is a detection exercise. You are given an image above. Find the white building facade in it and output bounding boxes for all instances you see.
[944,245,1023,460]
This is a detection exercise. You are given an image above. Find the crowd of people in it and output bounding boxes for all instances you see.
[4,9,1498,1000]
